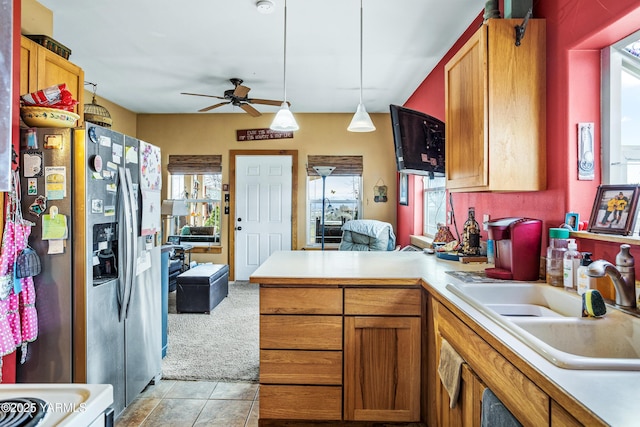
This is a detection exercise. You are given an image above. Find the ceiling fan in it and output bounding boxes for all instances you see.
[181,78,288,117]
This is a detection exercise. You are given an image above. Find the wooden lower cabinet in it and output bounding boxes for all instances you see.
[435,361,486,427]
[344,316,421,422]
[259,285,421,424]
[260,385,342,420]
[434,300,549,426]
[551,401,582,427]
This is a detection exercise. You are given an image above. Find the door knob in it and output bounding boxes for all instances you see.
[236,226,242,231]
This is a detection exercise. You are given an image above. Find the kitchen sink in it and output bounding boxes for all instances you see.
[446,281,640,370]
[448,281,583,317]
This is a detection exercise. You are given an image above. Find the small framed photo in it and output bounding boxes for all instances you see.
[565,212,580,231]
[588,185,640,235]
[399,173,408,206]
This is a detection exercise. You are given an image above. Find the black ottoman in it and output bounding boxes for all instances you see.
[176,264,229,314]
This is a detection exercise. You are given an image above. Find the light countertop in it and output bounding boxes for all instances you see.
[250,250,640,426]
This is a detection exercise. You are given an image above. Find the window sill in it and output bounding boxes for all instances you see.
[570,230,640,246]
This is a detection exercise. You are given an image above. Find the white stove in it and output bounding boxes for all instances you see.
[0,384,113,427]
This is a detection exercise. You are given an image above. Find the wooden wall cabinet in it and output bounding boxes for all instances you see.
[444,19,546,192]
[20,36,84,121]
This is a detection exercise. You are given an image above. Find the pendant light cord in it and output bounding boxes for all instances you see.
[359,0,363,104]
[283,0,288,103]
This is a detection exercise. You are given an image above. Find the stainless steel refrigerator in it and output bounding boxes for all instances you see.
[17,123,162,418]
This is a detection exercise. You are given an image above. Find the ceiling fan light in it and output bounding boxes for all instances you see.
[270,102,299,131]
[348,103,376,132]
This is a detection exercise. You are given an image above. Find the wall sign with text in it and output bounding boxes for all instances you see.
[236,128,294,141]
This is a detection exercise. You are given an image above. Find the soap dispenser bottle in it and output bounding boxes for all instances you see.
[563,239,582,291]
[576,252,593,295]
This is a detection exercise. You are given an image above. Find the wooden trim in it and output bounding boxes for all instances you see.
[229,150,298,281]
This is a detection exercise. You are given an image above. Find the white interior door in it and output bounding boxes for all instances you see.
[235,155,292,280]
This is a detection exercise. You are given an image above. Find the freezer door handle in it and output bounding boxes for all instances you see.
[123,167,138,319]
[118,167,135,322]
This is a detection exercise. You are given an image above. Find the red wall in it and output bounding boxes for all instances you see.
[399,0,640,263]
[1,0,21,384]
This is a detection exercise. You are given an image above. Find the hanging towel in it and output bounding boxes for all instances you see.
[481,388,522,427]
[437,338,465,408]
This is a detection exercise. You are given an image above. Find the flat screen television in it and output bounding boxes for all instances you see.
[389,104,445,177]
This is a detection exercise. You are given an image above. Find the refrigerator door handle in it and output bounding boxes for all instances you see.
[123,168,138,319]
[118,166,134,322]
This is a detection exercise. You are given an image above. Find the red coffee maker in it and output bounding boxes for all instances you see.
[485,217,542,281]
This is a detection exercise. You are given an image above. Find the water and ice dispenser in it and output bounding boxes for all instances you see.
[92,222,119,285]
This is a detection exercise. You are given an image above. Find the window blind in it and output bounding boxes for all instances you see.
[167,155,222,174]
[306,155,363,176]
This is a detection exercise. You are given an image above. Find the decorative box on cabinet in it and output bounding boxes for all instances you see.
[20,36,84,121]
[444,19,546,192]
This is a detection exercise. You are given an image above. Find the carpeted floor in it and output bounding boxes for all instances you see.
[162,281,259,382]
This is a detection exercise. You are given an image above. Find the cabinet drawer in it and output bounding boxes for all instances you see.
[345,288,421,315]
[260,315,342,350]
[260,287,342,314]
[260,350,342,385]
[260,385,342,420]
[435,302,549,426]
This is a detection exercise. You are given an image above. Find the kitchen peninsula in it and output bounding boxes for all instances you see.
[250,250,640,426]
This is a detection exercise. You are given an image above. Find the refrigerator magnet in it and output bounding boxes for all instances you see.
[27,178,37,195]
[91,199,104,214]
[104,205,116,217]
[22,152,42,177]
[44,166,66,200]
[43,134,63,150]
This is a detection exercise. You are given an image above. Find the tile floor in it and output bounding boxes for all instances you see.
[115,380,259,427]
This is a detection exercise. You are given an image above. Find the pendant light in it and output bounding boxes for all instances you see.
[348,0,375,132]
[270,0,299,131]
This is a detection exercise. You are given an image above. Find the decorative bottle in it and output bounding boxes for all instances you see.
[462,207,481,256]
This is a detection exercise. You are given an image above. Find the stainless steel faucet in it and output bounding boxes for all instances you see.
[587,260,637,308]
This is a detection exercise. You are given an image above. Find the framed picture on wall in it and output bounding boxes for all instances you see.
[587,185,640,235]
[399,173,408,206]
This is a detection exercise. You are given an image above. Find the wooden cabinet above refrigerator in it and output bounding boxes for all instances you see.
[20,35,84,122]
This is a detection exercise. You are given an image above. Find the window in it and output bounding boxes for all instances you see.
[602,30,640,185]
[306,155,363,246]
[423,176,446,238]
[307,175,362,245]
[166,155,222,245]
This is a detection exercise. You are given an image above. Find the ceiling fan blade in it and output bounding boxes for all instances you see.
[247,98,289,107]
[198,101,230,112]
[182,92,226,100]
[233,85,251,98]
[240,103,262,117]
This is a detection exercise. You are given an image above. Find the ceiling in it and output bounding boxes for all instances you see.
[37,0,482,115]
